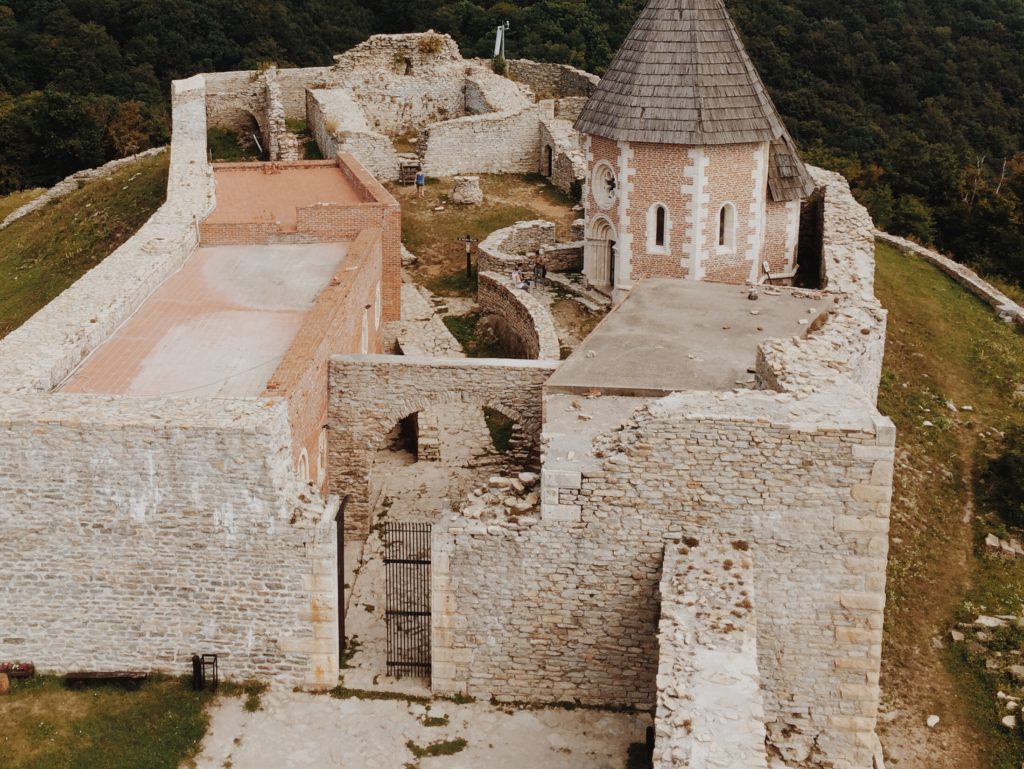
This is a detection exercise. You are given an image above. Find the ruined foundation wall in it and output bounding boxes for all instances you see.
[306,89,399,180]
[478,220,557,275]
[477,271,560,361]
[0,395,338,687]
[506,59,599,99]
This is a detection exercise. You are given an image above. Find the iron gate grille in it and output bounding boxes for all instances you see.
[384,522,432,679]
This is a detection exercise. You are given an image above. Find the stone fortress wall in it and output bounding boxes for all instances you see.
[203,32,591,191]
[429,170,892,769]
[0,75,343,689]
[476,271,561,361]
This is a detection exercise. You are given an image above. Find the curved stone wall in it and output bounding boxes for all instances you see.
[478,220,556,274]
[477,271,560,361]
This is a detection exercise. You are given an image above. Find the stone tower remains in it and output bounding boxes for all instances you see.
[576,0,815,297]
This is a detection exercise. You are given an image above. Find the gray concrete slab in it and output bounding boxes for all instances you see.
[546,279,832,396]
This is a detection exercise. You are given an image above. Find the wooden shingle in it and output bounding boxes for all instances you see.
[576,0,814,201]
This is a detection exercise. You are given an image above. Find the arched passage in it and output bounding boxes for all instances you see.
[327,355,557,537]
[585,216,618,291]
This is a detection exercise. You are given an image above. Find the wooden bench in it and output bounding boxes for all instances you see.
[64,671,149,690]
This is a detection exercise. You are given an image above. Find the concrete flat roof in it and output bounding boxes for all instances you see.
[546,279,833,396]
[60,243,348,398]
[205,165,362,229]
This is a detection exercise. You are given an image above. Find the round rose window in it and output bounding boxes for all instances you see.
[592,162,617,209]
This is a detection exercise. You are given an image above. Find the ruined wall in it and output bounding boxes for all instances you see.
[506,59,599,99]
[306,89,399,180]
[876,230,1024,327]
[419,105,544,177]
[478,220,557,275]
[266,229,385,482]
[327,356,557,535]
[539,115,585,195]
[0,394,339,687]
[434,391,893,769]
[655,538,768,769]
[477,271,560,361]
[758,168,887,404]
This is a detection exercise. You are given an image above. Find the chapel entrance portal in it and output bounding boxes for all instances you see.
[585,218,617,293]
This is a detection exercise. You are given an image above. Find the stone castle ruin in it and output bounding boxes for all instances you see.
[0,2,893,768]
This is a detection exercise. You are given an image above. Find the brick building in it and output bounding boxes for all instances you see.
[576,0,815,298]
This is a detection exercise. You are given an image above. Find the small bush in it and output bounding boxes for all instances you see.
[492,56,508,76]
[418,33,445,55]
[982,427,1024,528]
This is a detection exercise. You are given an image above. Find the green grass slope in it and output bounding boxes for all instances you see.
[876,241,1024,768]
[0,152,169,340]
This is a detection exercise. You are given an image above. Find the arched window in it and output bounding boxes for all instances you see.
[647,204,669,253]
[360,309,369,354]
[297,449,310,484]
[718,203,736,252]
[374,282,382,329]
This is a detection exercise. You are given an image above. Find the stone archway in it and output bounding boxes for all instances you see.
[327,355,558,537]
[585,217,618,290]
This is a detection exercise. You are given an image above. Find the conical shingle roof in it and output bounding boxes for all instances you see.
[575,0,814,199]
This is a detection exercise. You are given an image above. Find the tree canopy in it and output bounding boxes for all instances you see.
[0,0,1021,284]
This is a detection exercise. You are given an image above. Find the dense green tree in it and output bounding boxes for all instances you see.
[0,0,1021,285]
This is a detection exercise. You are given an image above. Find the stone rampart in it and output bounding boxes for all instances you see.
[0,393,339,688]
[419,105,544,178]
[655,538,768,769]
[477,272,560,361]
[876,230,1024,327]
[755,167,888,403]
[0,147,168,231]
[433,390,892,768]
[506,59,599,99]
[327,355,557,536]
[0,76,214,393]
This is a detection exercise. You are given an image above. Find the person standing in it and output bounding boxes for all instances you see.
[415,169,426,198]
[533,258,546,286]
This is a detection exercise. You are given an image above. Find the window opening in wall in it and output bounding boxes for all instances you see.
[719,203,736,251]
[374,282,382,328]
[545,145,553,177]
[317,429,328,486]
[655,205,666,247]
[360,310,369,354]
[297,449,310,484]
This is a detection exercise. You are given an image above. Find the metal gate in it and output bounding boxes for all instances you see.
[384,522,432,678]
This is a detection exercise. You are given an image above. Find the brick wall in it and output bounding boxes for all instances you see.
[701,142,764,284]
[625,143,694,281]
[266,229,384,486]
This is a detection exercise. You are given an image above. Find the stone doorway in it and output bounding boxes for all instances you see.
[339,402,533,693]
[585,218,617,293]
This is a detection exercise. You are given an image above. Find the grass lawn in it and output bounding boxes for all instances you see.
[392,174,577,297]
[0,675,214,769]
[0,152,168,340]
[0,187,45,222]
[875,241,1024,768]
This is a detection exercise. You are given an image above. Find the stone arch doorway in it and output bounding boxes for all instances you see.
[586,217,617,291]
[327,355,556,538]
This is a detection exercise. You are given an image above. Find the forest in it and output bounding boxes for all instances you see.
[1,0,1022,284]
